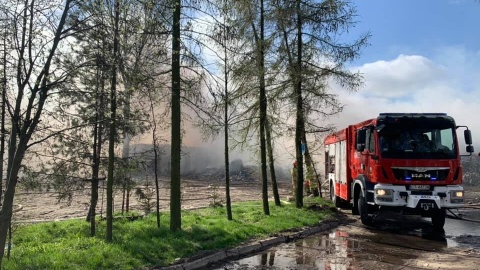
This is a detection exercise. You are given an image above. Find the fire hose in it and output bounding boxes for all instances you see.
[447,206,480,223]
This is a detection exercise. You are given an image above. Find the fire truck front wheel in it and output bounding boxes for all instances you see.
[358,192,373,226]
[431,209,446,230]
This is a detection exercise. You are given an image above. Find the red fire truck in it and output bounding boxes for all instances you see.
[324,113,474,229]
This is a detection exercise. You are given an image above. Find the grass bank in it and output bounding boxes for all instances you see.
[4,198,335,269]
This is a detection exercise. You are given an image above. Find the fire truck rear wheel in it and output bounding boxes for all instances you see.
[358,192,373,226]
[431,209,446,230]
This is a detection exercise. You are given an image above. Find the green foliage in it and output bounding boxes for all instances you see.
[134,185,156,214]
[4,199,334,269]
[208,184,224,207]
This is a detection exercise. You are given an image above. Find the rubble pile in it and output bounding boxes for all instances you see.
[183,159,289,183]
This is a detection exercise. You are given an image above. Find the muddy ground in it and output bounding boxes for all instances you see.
[12,177,294,222]
[11,178,480,223]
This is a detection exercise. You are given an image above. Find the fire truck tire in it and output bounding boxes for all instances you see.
[352,202,359,215]
[431,209,446,230]
[358,192,373,226]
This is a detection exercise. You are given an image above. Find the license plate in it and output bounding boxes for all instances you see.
[410,185,430,191]
[420,202,434,210]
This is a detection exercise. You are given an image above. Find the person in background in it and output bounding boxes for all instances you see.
[291,160,298,198]
[306,163,319,197]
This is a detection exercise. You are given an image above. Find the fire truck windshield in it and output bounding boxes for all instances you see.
[378,124,456,159]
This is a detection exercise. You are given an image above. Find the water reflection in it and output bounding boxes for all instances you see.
[212,210,480,269]
[215,230,362,269]
[370,217,448,245]
[260,252,275,266]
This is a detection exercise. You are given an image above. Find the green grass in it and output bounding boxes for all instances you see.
[4,198,335,270]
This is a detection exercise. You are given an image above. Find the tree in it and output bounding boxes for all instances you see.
[0,7,9,204]
[225,0,273,216]
[0,0,82,264]
[67,0,167,232]
[217,3,234,220]
[256,0,270,215]
[117,0,169,215]
[149,92,162,227]
[266,118,281,205]
[86,47,107,237]
[72,1,109,237]
[273,0,370,206]
[170,0,182,231]
[106,0,120,242]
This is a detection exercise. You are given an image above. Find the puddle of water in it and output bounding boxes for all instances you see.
[212,229,417,270]
[211,209,480,269]
[445,209,480,250]
[214,231,362,269]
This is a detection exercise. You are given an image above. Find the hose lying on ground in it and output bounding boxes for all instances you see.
[447,208,480,223]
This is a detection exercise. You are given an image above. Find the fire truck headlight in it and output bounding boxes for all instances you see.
[450,190,464,204]
[376,189,392,196]
[375,189,393,202]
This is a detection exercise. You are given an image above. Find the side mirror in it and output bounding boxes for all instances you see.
[356,129,366,152]
[464,129,473,145]
[466,145,475,153]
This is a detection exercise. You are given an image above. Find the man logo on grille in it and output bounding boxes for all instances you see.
[411,173,431,178]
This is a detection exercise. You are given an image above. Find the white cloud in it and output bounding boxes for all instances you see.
[327,50,480,151]
[359,55,448,98]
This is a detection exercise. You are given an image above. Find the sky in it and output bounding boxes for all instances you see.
[328,0,480,153]
[182,0,480,168]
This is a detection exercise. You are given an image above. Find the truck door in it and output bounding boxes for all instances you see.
[364,127,376,180]
[357,127,375,179]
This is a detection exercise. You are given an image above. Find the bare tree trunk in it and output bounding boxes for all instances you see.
[121,87,131,214]
[87,84,99,227]
[224,118,232,219]
[87,58,105,236]
[170,0,182,231]
[146,77,161,227]
[0,137,29,264]
[6,223,11,259]
[222,12,232,221]
[126,187,130,212]
[154,144,160,227]
[294,0,305,208]
[0,26,6,203]
[258,0,270,216]
[266,119,281,206]
[121,182,126,214]
[106,0,120,242]
[223,77,231,219]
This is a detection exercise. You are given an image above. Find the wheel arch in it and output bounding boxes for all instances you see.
[352,175,372,213]
[352,175,368,202]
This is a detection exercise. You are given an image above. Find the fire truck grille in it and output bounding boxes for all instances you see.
[392,168,450,181]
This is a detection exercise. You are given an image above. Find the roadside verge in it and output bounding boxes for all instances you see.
[153,219,343,270]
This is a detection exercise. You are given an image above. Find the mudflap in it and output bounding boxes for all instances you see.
[431,209,446,230]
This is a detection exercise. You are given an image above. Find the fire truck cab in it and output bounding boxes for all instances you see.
[324,113,474,229]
